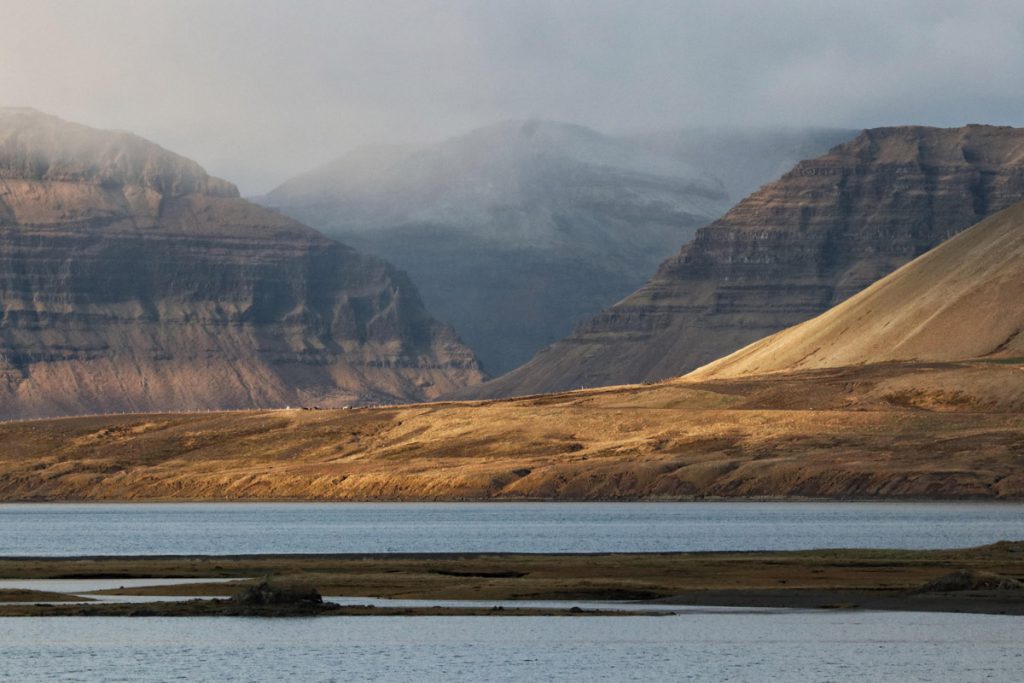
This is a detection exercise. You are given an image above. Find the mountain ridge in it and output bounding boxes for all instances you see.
[0,107,238,198]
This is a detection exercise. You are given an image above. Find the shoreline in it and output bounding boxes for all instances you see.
[5,498,1024,505]
[0,599,664,618]
[659,589,1024,615]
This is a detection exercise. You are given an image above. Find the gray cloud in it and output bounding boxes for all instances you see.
[2,0,1023,193]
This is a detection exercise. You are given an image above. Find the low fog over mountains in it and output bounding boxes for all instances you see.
[261,120,852,374]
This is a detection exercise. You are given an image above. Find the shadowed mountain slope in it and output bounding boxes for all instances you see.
[462,124,1024,398]
[260,121,850,374]
[0,109,482,419]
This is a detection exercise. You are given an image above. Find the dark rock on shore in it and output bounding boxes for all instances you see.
[234,580,323,606]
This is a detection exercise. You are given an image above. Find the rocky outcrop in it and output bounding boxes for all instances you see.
[260,121,848,375]
[0,109,483,419]
[464,125,1024,397]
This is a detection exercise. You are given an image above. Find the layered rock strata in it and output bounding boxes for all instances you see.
[0,109,482,419]
[692,201,1024,378]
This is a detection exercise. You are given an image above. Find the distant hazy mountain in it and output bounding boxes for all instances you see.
[0,108,483,419]
[630,127,859,201]
[260,120,851,374]
[461,124,1024,398]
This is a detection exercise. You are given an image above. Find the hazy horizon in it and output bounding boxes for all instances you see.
[3,0,1023,194]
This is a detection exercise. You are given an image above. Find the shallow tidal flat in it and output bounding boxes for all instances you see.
[2,541,1023,616]
[3,361,1024,502]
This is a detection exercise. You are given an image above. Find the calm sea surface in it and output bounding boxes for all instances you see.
[3,503,1022,681]
[1,612,1020,682]
[1,502,1023,556]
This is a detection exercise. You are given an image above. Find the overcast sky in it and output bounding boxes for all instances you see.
[3,0,1023,193]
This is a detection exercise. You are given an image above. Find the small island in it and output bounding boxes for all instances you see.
[2,542,1022,617]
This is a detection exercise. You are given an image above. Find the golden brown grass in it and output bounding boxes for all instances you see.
[1,361,1023,501]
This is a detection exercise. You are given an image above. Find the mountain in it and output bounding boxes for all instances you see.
[0,108,482,419]
[8,193,1024,501]
[691,200,1024,378]
[260,120,730,374]
[464,124,1024,398]
[259,121,850,375]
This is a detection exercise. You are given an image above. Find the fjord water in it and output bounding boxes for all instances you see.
[4,504,1023,682]
[2,502,1023,556]
[2,612,1020,682]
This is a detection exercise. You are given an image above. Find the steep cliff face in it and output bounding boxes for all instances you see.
[0,109,482,419]
[463,125,1024,397]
